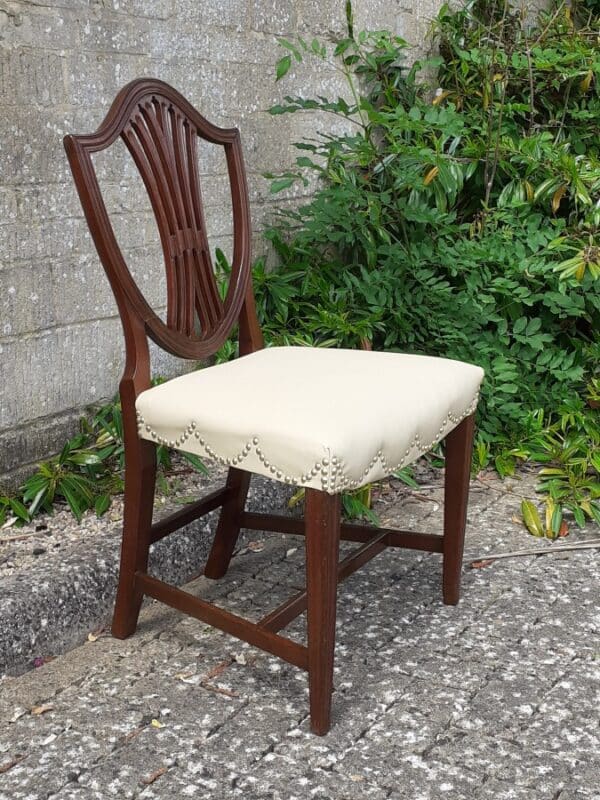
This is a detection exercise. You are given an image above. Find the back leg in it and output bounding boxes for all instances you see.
[204,468,251,579]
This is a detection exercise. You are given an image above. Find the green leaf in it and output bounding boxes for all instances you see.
[525,318,542,336]
[495,453,515,478]
[277,38,303,62]
[27,485,49,516]
[589,502,600,526]
[392,467,419,489]
[9,498,30,523]
[550,504,563,537]
[94,494,111,517]
[70,451,102,467]
[513,317,527,335]
[270,176,296,193]
[572,506,586,528]
[296,156,319,169]
[180,452,209,475]
[60,482,85,522]
[521,499,544,537]
[345,0,354,38]
[334,38,354,57]
[276,54,292,81]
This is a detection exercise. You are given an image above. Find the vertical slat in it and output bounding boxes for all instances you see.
[174,251,186,333]
[443,414,476,605]
[129,110,179,234]
[172,110,197,335]
[172,109,195,229]
[191,256,214,334]
[159,108,223,337]
[144,100,187,231]
[197,248,223,330]
[185,118,204,232]
[193,249,218,328]
[143,101,192,334]
[305,489,342,736]
[123,115,179,328]
[184,120,224,332]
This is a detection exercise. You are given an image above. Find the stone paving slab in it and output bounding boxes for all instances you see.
[0,470,598,799]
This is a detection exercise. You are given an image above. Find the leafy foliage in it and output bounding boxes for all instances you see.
[521,402,600,527]
[0,389,207,527]
[21,437,104,523]
[259,0,599,527]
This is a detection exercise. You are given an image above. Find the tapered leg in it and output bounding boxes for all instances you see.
[112,439,157,639]
[443,414,476,605]
[305,489,342,735]
[204,468,251,579]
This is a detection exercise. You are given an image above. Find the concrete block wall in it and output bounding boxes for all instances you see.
[0,0,443,486]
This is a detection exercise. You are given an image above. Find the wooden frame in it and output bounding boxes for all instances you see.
[64,78,476,735]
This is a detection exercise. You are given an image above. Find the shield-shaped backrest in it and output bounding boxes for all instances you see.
[64,78,252,360]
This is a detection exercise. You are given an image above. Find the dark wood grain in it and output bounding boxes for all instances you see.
[443,414,476,605]
[112,438,157,639]
[63,78,257,360]
[240,511,444,552]
[305,490,342,736]
[204,468,251,578]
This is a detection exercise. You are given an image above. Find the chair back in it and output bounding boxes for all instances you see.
[64,78,259,362]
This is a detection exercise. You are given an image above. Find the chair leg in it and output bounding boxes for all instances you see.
[112,439,157,639]
[305,489,342,736]
[204,468,251,579]
[443,414,476,605]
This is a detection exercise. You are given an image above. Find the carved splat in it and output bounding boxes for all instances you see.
[64,78,254,360]
[122,98,224,337]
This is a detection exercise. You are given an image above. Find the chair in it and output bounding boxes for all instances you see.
[64,78,484,735]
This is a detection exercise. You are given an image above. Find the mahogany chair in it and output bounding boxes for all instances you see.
[64,78,484,735]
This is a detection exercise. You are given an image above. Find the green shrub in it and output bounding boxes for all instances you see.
[258,0,599,525]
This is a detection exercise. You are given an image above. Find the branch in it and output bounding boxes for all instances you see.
[526,46,535,133]
[469,539,600,567]
[533,1,567,45]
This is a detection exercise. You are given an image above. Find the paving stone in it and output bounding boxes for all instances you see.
[233,754,391,800]
[452,671,556,736]
[475,778,560,799]
[557,789,600,800]
[339,747,485,798]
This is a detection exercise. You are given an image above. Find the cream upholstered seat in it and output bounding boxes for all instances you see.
[136,346,483,493]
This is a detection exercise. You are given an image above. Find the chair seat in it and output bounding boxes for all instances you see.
[136,346,484,494]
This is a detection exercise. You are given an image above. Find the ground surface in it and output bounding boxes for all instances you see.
[0,461,218,579]
[0,469,599,800]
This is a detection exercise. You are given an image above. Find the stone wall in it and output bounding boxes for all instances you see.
[0,0,443,486]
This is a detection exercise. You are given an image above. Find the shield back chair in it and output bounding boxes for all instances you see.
[64,78,484,735]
